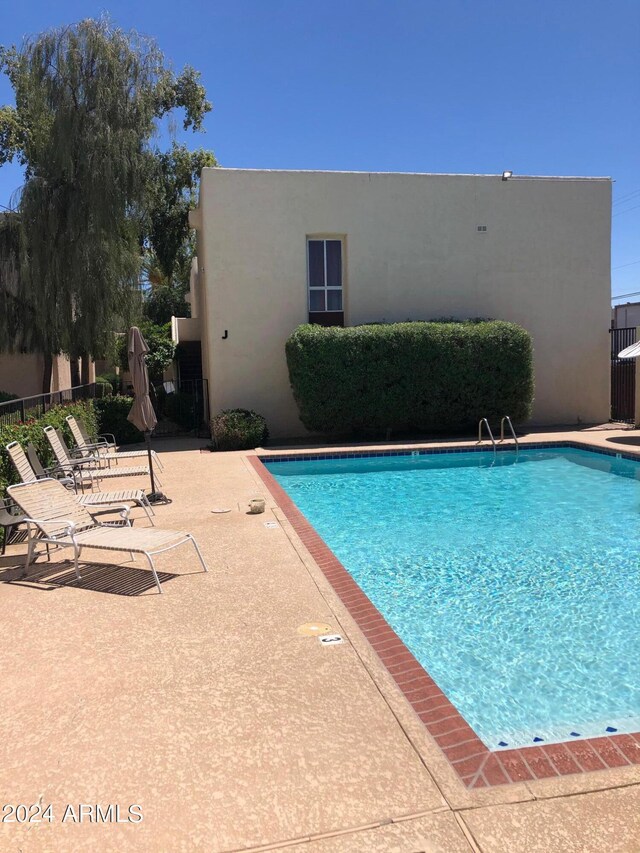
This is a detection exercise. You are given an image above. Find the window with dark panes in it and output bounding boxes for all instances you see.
[307,238,344,326]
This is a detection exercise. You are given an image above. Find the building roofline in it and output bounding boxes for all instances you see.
[202,167,611,182]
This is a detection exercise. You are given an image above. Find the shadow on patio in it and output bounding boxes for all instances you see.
[0,558,179,595]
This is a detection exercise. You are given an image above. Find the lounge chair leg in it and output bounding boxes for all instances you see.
[73,543,82,580]
[189,536,208,573]
[1,524,10,555]
[145,553,163,593]
[23,529,36,578]
[139,499,154,524]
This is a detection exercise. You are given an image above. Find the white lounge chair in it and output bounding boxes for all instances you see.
[73,418,117,450]
[5,441,155,524]
[7,479,207,594]
[44,426,160,488]
[65,415,164,471]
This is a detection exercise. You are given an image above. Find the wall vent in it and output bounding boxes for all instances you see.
[477,225,487,232]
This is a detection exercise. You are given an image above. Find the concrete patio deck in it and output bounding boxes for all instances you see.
[1,428,640,852]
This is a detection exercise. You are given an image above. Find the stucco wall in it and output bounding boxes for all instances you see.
[196,169,611,438]
[0,352,73,398]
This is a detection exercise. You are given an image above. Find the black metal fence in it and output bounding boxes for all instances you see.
[610,327,636,423]
[0,383,103,428]
[153,378,210,436]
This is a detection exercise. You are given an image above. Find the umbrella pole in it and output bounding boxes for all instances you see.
[145,430,170,504]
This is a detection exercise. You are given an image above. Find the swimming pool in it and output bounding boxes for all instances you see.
[265,446,640,752]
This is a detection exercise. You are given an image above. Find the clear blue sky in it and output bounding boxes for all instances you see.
[0,0,637,299]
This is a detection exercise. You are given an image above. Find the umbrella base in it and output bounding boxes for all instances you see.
[146,491,172,505]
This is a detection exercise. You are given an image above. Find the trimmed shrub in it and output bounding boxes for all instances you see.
[285,321,534,435]
[0,399,99,497]
[95,377,113,397]
[211,409,269,451]
[0,390,18,404]
[93,395,142,445]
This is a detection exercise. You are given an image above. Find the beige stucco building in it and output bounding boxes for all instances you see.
[175,168,611,438]
[0,352,77,400]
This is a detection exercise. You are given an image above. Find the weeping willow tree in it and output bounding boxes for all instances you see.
[0,18,211,390]
[0,212,43,354]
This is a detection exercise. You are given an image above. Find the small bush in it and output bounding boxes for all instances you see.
[95,377,113,397]
[211,409,269,451]
[0,390,18,404]
[93,395,142,445]
[285,321,534,435]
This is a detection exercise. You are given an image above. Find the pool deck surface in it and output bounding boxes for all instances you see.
[1,426,640,852]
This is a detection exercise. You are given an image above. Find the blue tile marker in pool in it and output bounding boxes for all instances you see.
[267,447,640,749]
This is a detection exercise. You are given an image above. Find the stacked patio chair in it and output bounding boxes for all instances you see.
[5,441,155,524]
[74,420,117,450]
[8,479,207,594]
[43,426,160,489]
[65,415,164,471]
[0,498,26,556]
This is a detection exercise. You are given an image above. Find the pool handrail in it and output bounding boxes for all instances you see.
[477,418,497,457]
[500,416,519,456]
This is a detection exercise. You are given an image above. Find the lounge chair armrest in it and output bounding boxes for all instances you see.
[45,464,78,483]
[89,505,132,525]
[69,448,100,460]
[23,517,78,537]
[96,433,117,446]
[0,499,23,519]
[67,457,101,469]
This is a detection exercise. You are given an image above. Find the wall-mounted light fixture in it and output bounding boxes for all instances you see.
[502,170,513,181]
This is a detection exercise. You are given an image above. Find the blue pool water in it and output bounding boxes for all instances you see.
[267,448,640,749]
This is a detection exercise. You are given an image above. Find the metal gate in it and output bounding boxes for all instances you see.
[610,327,636,423]
[153,378,210,436]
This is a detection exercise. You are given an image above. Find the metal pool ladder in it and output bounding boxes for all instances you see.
[499,415,519,456]
[477,418,497,458]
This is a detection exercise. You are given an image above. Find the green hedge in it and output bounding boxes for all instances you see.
[0,399,99,497]
[285,321,534,435]
[93,395,142,446]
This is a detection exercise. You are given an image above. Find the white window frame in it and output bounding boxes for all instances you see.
[307,238,343,313]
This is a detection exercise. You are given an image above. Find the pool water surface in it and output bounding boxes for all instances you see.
[266,448,640,750]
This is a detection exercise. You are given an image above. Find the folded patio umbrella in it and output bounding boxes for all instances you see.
[127,326,170,504]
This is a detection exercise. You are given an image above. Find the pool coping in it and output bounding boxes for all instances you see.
[248,440,640,789]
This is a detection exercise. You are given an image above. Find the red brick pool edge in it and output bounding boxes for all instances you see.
[248,453,640,789]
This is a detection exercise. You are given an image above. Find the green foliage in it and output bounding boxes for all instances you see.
[96,372,119,392]
[144,143,216,285]
[0,212,43,354]
[116,321,175,381]
[211,409,269,451]
[0,18,212,367]
[95,377,113,396]
[139,143,216,325]
[0,390,17,403]
[93,395,141,445]
[0,399,98,496]
[285,321,534,435]
[143,285,189,325]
